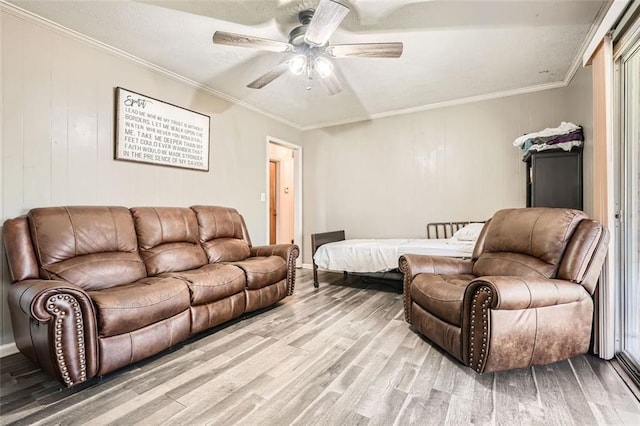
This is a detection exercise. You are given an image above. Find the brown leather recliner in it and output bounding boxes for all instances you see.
[399,207,609,373]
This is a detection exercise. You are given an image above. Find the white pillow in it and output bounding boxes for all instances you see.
[453,223,484,241]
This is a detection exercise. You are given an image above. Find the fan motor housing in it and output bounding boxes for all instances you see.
[289,9,315,46]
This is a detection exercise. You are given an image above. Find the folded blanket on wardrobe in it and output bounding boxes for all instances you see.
[514,122,583,158]
[513,122,581,148]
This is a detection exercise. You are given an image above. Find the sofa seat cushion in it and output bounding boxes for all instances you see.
[231,256,287,290]
[164,263,246,305]
[410,274,475,327]
[88,277,190,337]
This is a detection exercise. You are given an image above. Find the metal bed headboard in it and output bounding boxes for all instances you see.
[426,221,482,239]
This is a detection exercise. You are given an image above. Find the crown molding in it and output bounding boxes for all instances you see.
[564,1,610,84]
[300,80,568,131]
[1,0,596,132]
[583,0,630,65]
[0,1,303,130]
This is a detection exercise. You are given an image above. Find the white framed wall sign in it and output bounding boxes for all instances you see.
[115,87,210,171]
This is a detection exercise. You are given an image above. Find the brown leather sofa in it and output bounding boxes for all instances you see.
[3,205,299,387]
[399,207,609,374]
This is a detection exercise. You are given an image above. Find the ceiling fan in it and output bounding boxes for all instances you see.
[212,0,403,95]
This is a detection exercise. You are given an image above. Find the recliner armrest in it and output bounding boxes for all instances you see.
[8,279,99,387]
[399,254,474,323]
[398,254,474,277]
[249,244,300,295]
[462,276,592,374]
[465,276,589,310]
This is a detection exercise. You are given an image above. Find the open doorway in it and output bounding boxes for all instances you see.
[269,160,278,244]
[267,138,302,266]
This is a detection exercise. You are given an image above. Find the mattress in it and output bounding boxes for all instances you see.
[313,237,475,273]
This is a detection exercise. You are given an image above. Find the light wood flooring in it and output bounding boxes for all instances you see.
[1,269,639,425]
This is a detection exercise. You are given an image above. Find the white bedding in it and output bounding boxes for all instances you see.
[313,237,475,273]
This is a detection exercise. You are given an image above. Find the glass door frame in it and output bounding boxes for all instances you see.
[614,35,640,386]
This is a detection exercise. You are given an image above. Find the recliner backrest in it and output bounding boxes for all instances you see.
[191,205,251,263]
[28,206,147,290]
[131,207,208,275]
[471,219,491,261]
[557,219,609,295]
[473,208,587,278]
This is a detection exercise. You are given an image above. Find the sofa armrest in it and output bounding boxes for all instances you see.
[8,280,99,387]
[462,276,592,374]
[250,244,300,295]
[250,244,297,260]
[399,254,474,323]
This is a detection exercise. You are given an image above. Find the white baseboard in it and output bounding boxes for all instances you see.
[0,342,19,358]
[301,263,313,269]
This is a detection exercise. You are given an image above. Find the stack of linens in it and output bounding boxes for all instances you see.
[513,122,583,158]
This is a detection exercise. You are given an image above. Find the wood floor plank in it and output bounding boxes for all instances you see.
[290,390,341,425]
[531,364,577,425]
[367,388,408,426]
[469,369,495,425]
[0,270,638,426]
[585,355,640,414]
[395,390,451,425]
[105,394,185,426]
[444,393,473,425]
[554,360,600,425]
[241,344,354,424]
[493,368,542,424]
[353,321,412,416]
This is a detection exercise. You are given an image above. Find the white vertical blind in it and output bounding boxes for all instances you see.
[591,36,617,359]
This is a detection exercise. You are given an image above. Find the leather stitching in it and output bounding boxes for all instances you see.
[529,210,543,256]
[95,286,189,310]
[129,333,134,364]
[529,308,538,368]
[478,254,548,277]
[44,257,143,274]
[64,207,78,258]
[153,208,164,246]
[110,208,119,251]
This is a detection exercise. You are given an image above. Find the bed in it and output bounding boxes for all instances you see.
[311,221,484,288]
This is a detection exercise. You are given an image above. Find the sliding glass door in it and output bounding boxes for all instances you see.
[618,38,640,381]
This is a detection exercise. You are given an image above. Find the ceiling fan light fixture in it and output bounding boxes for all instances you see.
[314,56,334,78]
[289,54,307,75]
[212,0,401,94]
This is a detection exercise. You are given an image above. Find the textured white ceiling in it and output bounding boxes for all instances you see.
[8,0,606,129]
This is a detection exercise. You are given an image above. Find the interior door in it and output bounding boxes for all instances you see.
[269,160,278,245]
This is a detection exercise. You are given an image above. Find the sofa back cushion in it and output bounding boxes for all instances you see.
[131,207,208,275]
[28,206,147,290]
[191,205,250,262]
[473,208,587,279]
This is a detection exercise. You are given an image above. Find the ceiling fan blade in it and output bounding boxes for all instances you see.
[304,0,349,47]
[213,31,293,53]
[325,42,404,58]
[319,72,343,96]
[247,62,290,89]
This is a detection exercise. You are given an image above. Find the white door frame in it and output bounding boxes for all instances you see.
[266,137,303,267]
